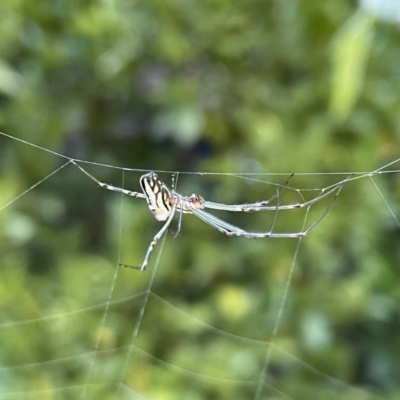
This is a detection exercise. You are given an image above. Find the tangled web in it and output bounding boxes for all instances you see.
[0,131,399,400]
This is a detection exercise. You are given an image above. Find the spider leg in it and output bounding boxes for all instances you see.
[188,182,343,239]
[202,183,341,213]
[187,205,248,236]
[171,172,179,191]
[120,202,177,271]
[299,181,343,234]
[174,199,184,238]
[268,186,280,234]
[71,160,146,199]
[170,173,183,238]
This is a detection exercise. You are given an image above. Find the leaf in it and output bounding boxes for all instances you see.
[0,60,22,96]
[329,10,375,123]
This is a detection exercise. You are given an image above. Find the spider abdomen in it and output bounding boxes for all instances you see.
[140,172,173,221]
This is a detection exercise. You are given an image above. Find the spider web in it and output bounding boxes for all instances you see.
[0,131,399,400]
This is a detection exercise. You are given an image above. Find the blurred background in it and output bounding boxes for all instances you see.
[0,0,399,399]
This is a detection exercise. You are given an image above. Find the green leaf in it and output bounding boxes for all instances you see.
[329,10,375,123]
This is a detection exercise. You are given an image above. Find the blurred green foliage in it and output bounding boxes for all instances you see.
[0,0,399,399]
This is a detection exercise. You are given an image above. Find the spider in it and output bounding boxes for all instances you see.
[71,161,342,271]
